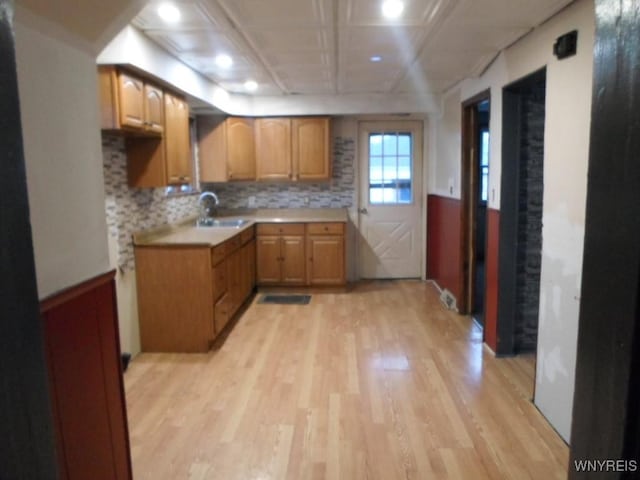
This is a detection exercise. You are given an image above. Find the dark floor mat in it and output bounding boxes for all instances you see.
[258,294,311,305]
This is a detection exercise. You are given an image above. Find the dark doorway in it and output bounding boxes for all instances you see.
[497,68,546,356]
[0,3,58,478]
[569,0,640,475]
[461,91,490,330]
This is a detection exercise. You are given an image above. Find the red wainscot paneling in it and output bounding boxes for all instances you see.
[426,194,463,303]
[484,209,500,352]
[40,271,132,480]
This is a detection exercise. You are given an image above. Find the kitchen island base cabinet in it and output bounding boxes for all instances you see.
[134,226,256,353]
[135,247,215,353]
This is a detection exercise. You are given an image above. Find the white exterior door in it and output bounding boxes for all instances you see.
[358,121,423,279]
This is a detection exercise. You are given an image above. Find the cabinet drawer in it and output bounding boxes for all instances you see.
[214,293,231,333]
[226,234,242,254]
[212,263,227,302]
[257,223,305,235]
[211,244,226,266]
[306,222,345,235]
[240,225,255,244]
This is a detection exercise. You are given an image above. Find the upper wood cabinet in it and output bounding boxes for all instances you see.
[227,117,256,180]
[100,66,164,136]
[99,66,192,188]
[256,117,331,182]
[256,118,292,181]
[164,93,191,184]
[198,116,256,182]
[293,117,331,181]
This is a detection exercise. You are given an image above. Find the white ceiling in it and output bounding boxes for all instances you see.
[131,0,572,97]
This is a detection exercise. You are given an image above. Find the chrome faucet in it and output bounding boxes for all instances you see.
[198,191,220,221]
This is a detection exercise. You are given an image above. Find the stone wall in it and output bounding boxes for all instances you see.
[514,81,546,353]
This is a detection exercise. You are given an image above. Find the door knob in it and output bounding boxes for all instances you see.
[358,208,368,214]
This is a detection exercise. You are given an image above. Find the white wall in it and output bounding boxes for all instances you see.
[428,0,595,442]
[14,17,111,299]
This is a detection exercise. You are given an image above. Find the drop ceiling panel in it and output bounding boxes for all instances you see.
[144,30,242,55]
[452,0,572,27]
[249,28,332,52]
[217,0,332,27]
[343,0,446,25]
[132,2,224,30]
[129,0,576,98]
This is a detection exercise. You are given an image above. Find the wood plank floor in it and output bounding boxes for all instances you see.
[124,280,569,479]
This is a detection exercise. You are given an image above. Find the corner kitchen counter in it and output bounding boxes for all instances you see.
[133,208,348,247]
[133,208,348,353]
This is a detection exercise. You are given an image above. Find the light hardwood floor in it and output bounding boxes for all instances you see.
[124,280,568,479]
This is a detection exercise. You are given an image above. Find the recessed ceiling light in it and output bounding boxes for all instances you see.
[370,55,383,63]
[157,3,181,23]
[244,80,258,92]
[215,54,233,69]
[382,0,404,19]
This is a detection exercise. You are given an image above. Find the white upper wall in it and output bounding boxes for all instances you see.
[14,14,111,299]
[428,0,595,442]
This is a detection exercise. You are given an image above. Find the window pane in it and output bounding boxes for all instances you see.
[370,188,384,204]
[383,134,397,155]
[369,156,382,182]
[383,155,397,183]
[398,156,411,179]
[370,134,383,156]
[398,134,411,156]
[481,130,490,167]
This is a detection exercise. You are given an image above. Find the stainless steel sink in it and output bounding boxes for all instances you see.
[196,218,250,228]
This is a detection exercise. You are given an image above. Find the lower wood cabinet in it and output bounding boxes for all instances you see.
[135,227,255,353]
[256,222,346,286]
[256,224,306,285]
[41,271,132,480]
[306,223,346,285]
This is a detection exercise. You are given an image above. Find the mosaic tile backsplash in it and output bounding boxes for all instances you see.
[201,137,356,209]
[102,136,199,271]
[102,135,356,271]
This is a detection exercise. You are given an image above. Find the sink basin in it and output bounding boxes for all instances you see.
[197,218,250,228]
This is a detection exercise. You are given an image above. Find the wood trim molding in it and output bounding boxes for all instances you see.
[40,270,116,313]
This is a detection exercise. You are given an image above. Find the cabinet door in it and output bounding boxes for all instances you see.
[197,116,227,182]
[118,72,144,130]
[164,94,191,184]
[256,236,281,284]
[144,84,164,134]
[292,117,331,181]
[226,117,256,180]
[307,235,345,285]
[281,235,306,285]
[256,118,292,181]
[226,248,243,316]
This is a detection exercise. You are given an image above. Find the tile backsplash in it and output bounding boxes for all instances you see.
[102,135,199,271]
[201,137,356,209]
[102,135,356,271]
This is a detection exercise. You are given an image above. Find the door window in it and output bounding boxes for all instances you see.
[369,132,413,204]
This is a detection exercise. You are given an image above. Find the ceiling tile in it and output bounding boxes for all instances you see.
[132,1,222,30]
[249,28,332,52]
[217,0,332,27]
[342,0,448,26]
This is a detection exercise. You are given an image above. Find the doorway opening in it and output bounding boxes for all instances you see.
[461,91,491,331]
[497,68,547,356]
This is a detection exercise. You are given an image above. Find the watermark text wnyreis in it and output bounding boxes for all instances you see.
[574,459,638,473]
